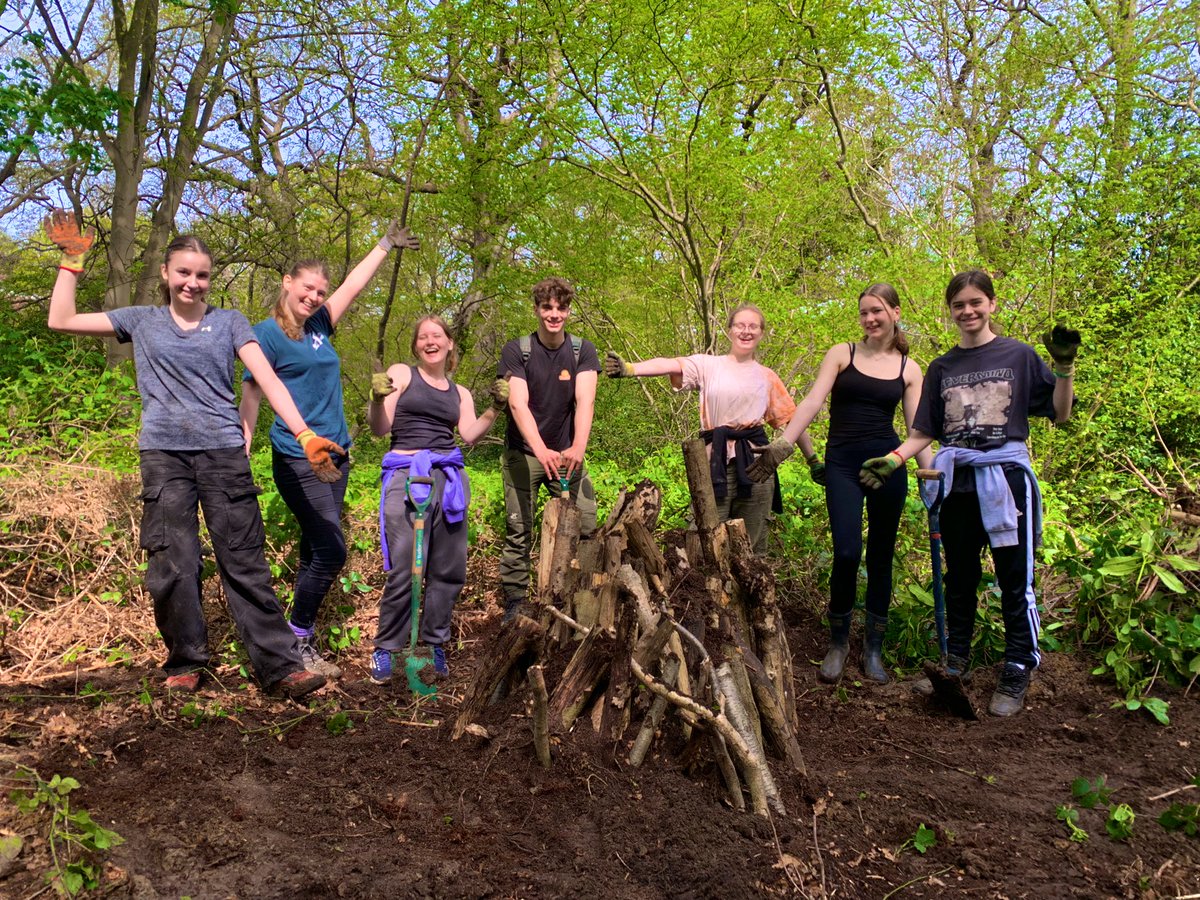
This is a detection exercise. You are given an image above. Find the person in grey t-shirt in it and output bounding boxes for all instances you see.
[44,210,342,700]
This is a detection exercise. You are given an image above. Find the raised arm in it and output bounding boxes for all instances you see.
[1042,326,1080,425]
[603,352,685,389]
[368,363,411,437]
[44,211,115,337]
[325,223,420,327]
[456,383,502,447]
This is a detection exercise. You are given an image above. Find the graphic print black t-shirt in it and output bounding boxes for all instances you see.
[498,333,600,455]
[913,336,1056,451]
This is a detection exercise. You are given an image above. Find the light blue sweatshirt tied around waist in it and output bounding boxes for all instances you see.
[921,441,1043,550]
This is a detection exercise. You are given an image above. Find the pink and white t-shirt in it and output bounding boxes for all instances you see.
[675,354,796,460]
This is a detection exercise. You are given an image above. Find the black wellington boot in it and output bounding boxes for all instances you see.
[862,612,890,684]
[819,612,852,683]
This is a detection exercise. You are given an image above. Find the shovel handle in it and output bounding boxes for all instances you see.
[408,476,435,487]
[915,469,942,481]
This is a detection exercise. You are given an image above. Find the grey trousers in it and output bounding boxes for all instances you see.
[375,468,469,650]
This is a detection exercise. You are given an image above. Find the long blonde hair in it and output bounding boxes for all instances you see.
[273,259,330,339]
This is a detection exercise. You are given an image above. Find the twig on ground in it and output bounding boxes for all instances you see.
[870,737,1001,787]
[880,866,954,900]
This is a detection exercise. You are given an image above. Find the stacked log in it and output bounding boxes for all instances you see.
[452,440,803,816]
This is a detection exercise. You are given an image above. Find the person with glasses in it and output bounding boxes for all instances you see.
[604,304,812,553]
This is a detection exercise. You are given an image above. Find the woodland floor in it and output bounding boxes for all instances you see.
[1,569,1198,900]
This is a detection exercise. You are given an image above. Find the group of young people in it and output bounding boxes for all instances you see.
[44,209,1079,717]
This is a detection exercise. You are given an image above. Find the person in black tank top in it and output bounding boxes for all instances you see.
[748,284,932,684]
[365,315,507,683]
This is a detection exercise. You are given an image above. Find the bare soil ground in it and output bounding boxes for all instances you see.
[1,596,1197,899]
[1,466,1196,897]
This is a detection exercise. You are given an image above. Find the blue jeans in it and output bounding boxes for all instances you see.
[138,448,303,686]
[271,451,350,630]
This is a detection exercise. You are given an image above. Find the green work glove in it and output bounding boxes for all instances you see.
[296,430,347,484]
[370,372,395,402]
[603,351,635,378]
[806,453,826,486]
[859,451,904,490]
[747,438,794,483]
[488,378,510,411]
[377,221,421,252]
[1041,325,1081,377]
[44,209,95,273]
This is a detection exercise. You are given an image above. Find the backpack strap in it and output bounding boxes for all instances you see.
[522,333,582,366]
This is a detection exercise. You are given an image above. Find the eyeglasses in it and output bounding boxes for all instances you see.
[731,324,762,334]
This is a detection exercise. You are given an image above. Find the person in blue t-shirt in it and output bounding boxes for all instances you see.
[240,223,420,678]
[45,210,339,700]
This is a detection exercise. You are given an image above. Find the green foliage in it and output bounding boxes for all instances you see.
[1058,521,1200,707]
[899,823,937,855]
[1070,776,1113,810]
[1158,802,1199,837]
[9,767,124,896]
[1105,804,1135,842]
[1056,805,1089,843]
[325,711,354,736]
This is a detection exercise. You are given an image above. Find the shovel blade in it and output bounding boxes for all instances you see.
[922,660,978,720]
[405,654,438,697]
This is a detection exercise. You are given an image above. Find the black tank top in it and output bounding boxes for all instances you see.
[826,344,906,447]
[390,366,459,452]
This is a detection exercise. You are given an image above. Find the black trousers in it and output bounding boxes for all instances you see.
[138,448,303,685]
[825,439,907,619]
[271,451,350,630]
[940,467,1040,668]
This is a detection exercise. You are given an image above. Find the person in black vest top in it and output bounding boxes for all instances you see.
[749,284,931,684]
[366,315,506,683]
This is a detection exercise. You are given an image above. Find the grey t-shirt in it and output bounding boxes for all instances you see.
[106,305,257,451]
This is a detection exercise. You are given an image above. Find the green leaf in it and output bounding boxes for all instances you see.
[1151,564,1187,594]
[1166,555,1200,572]
[1106,803,1135,841]
[912,823,937,854]
[1098,556,1141,577]
[1141,696,1170,725]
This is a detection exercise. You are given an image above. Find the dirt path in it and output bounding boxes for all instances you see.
[2,608,1197,898]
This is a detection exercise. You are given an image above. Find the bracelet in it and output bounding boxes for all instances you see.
[294,428,316,447]
[58,264,84,274]
[1053,369,1074,379]
[889,450,905,466]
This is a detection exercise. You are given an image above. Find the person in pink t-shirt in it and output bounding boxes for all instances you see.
[604,304,813,553]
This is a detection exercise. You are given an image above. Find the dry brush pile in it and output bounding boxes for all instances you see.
[451,439,809,816]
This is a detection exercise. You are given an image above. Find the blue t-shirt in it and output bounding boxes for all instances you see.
[106,304,255,451]
[245,306,351,458]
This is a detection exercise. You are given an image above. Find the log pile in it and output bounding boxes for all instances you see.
[453,439,805,816]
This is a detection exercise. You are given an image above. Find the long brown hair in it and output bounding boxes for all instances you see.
[273,259,330,340]
[410,315,459,373]
[859,282,908,354]
[157,235,213,306]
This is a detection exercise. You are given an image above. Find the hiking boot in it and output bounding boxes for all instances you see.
[296,633,342,680]
[271,670,326,699]
[369,649,393,684]
[912,653,971,697]
[501,596,525,624]
[862,612,890,684]
[988,661,1032,717]
[818,612,852,683]
[164,670,204,693]
[432,645,449,677]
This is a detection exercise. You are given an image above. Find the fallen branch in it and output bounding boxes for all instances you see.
[529,664,551,768]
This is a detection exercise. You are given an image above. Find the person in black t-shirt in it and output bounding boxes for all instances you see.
[859,270,1079,717]
[497,278,600,618]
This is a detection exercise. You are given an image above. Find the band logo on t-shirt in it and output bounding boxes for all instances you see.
[940,367,1016,448]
